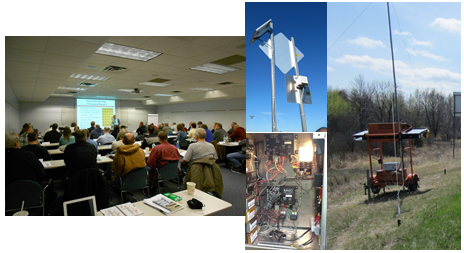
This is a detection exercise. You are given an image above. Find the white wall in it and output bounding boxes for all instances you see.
[19,98,157,133]
[155,98,246,130]
[5,79,20,133]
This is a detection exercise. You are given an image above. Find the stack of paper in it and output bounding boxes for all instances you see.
[143,194,184,215]
[100,203,144,216]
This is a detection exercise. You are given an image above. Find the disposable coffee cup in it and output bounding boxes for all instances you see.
[145,147,149,152]
[187,182,196,195]
[97,154,101,158]
[13,210,29,216]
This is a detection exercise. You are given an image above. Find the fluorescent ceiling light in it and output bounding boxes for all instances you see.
[118,89,143,93]
[189,87,214,91]
[58,86,87,91]
[51,94,74,97]
[95,96,115,99]
[70,74,110,81]
[153,94,173,97]
[138,82,173,87]
[96,42,162,62]
[132,98,149,100]
[190,63,240,74]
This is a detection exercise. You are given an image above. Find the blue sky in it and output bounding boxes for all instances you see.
[246,2,328,133]
[327,2,461,95]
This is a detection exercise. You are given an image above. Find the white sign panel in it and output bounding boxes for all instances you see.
[259,33,304,74]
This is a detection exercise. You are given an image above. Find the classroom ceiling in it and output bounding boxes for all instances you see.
[5,36,246,105]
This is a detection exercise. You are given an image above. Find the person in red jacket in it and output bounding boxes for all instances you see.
[229,123,246,141]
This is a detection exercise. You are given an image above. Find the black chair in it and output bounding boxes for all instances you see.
[5,180,46,216]
[179,137,189,149]
[156,160,180,194]
[115,167,150,203]
[62,168,110,214]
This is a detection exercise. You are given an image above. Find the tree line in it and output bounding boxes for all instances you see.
[328,74,460,164]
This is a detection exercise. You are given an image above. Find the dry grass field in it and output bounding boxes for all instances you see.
[327,140,461,250]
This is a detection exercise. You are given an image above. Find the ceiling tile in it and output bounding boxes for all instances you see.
[5,36,47,52]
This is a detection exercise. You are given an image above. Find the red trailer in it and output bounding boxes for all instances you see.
[353,123,428,195]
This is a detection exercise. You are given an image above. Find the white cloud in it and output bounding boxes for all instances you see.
[348,36,385,48]
[327,66,334,72]
[394,29,411,36]
[430,17,461,34]
[406,48,447,61]
[411,38,433,47]
[334,54,460,93]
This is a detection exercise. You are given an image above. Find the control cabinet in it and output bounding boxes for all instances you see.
[245,132,327,250]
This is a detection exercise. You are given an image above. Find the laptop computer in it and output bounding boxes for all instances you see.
[63,195,98,216]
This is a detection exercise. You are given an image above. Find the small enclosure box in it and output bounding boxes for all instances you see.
[383,162,400,171]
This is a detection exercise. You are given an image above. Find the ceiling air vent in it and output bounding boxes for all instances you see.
[102,65,127,72]
[78,82,99,87]
[172,91,181,93]
[218,82,234,85]
[67,91,78,94]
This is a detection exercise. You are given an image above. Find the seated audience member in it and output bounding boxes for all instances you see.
[21,132,52,161]
[111,129,127,154]
[227,122,237,135]
[153,123,163,136]
[70,122,77,133]
[141,125,158,149]
[19,123,34,147]
[171,122,177,129]
[72,126,80,137]
[228,139,247,174]
[182,123,188,133]
[90,124,104,139]
[163,122,173,134]
[187,122,193,131]
[6,133,46,185]
[112,133,146,177]
[201,124,214,142]
[230,123,246,141]
[120,125,127,130]
[64,130,98,178]
[182,128,217,163]
[197,121,203,128]
[44,124,53,134]
[111,125,120,139]
[97,127,116,145]
[213,123,227,143]
[84,129,98,153]
[136,122,147,137]
[147,131,180,169]
[87,121,96,133]
[59,127,76,146]
[43,123,62,143]
[176,124,187,142]
[211,123,217,134]
[187,122,197,138]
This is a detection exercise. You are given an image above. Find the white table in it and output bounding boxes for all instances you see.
[98,189,232,216]
[143,148,186,158]
[40,142,59,149]
[43,156,114,170]
[48,145,113,156]
[187,138,197,143]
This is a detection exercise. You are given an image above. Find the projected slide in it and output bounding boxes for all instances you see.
[77,99,116,129]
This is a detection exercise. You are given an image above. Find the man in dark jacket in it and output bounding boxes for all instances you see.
[6,132,46,185]
[21,132,52,161]
[87,121,96,133]
[43,123,62,143]
[141,125,159,149]
[90,124,104,139]
[64,130,98,178]
[136,121,147,137]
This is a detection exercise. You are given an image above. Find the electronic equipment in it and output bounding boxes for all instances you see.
[245,133,327,250]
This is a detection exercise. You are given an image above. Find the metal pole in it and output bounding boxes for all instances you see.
[367,169,371,201]
[270,22,277,132]
[453,95,456,159]
[250,115,254,132]
[291,37,307,132]
[387,3,405,191]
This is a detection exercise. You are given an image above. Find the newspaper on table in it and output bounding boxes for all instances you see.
[100,202,144,216]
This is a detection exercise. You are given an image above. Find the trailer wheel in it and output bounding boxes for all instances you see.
[408,178,418,191]
[371,187,381,194]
